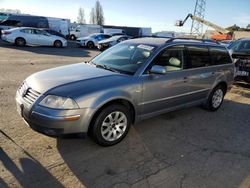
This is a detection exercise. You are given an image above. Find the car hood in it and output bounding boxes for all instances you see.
[26,63,116,94]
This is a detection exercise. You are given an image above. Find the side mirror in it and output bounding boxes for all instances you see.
[232,52,250,59]
[150,65,166,74]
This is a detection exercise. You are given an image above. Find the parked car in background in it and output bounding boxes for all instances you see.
[16,38,234,146]
[1,27,67,47]
[97,35,129,51]
[228,38,250,83]
[70,24,102,40]
[77,33,111,48]
[42,28,66,39]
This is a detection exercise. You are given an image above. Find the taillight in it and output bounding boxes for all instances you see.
[2,31,11,35]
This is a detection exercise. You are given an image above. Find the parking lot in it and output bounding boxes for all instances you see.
[0,40,250,188]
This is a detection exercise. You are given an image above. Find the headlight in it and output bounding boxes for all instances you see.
[39,95,79,109]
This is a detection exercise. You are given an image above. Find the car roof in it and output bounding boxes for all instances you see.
[237,38,250,41]
[125,37,223,48]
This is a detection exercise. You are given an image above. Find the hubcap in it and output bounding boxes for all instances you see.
[18,40,24,45]
[212,89,224,108]
[101,111,127,142]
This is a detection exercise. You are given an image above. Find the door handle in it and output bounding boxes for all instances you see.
[183,76,188,82]
[211,72,215,76]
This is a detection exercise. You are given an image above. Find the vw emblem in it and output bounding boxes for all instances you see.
[22,88,28,97]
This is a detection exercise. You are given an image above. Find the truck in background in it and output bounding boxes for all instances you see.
[69,24,103,40]
[47,17,70,37]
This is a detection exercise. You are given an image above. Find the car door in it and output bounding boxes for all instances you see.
[20,29,37,45]
[35,29,53,46]
[185,45,216,100]
[141,45,191,116]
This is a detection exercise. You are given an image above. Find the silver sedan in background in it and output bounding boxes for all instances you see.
[1,27,67,47]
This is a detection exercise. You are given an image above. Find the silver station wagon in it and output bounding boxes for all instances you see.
[16,38,234,146]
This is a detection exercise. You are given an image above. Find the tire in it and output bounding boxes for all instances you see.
[87,41,94,49]
[70,35,76,40]
[54,40,62,48]
[244,75,250,83]
[15,38,26,47]
[205,85,226,111]
[91,104,131,146]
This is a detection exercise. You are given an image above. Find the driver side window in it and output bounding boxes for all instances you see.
[151,46,185,72]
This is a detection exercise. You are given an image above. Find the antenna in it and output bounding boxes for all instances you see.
[190,0,206,37]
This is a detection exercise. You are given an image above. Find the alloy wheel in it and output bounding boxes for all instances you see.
[101,111,127,142]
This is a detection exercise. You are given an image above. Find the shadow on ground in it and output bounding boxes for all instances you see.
[56,99,250,188]
[0,40,96,58]
[0,148,64,188]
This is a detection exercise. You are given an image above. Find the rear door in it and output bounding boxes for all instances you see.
[185,45,216,100]
[20,29,37,45]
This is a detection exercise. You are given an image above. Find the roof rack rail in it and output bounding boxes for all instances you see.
[167,37,220,44]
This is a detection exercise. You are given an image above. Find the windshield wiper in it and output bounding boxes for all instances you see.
[94,64,120,73]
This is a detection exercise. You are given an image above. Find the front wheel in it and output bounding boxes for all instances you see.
[54,40,62,48]
[87,41,94,49]
[91,104,131,146]
[205,85,226,111]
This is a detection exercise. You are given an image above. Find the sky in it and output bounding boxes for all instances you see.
[1,0,250,33]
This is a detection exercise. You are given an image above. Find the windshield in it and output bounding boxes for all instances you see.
[91,43,155,75]
[227,40,240,50]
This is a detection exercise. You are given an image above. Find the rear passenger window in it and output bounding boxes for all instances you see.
[187,46,210,68]
[210,47,231,65]
[21,29,35,34]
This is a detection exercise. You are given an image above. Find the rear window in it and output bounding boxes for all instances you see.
[187,46,210,68]
[210,47,232,65]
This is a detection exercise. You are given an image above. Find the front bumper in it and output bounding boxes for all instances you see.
[16,92,94,137]
[97,43,110,51]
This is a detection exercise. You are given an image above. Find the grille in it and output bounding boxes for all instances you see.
[19,82,41,105]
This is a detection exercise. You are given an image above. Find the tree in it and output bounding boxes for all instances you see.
[89,0,104,25]
[89,8,96,24]
[77,7,86,24]
[94,0,104,25]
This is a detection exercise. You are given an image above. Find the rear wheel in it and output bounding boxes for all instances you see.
[91,104,131,146]
[205,85,226,111]
[54,40,62,48]
[70,35,76,40]
[87,41,94,49]
[15,38,26,47]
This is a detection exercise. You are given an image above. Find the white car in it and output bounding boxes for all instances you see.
[1,27,67,47]
[76,33,111,48]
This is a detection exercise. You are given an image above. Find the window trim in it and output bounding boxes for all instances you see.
[143,45,187,75]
